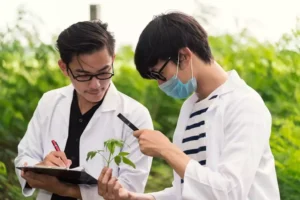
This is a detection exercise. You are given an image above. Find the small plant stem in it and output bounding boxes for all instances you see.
[107,152,112,167]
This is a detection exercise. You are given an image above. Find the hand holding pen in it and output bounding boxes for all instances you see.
[36,140,72,168]
[117,113,172,158]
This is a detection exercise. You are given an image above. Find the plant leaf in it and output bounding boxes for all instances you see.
[114,155,121,166]
[104,139,125,155]
[114,140,124,148]
[122,156,136,169]
[106,141,115,155]
[86,151,97,161]
[119,152,129,157]
[104,140,109,149]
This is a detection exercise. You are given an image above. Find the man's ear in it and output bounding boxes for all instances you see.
[178,47,192,61]
[58,59,69,77]
[178,47,193,69]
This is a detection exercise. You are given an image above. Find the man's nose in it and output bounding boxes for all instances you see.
[89,77,101,89]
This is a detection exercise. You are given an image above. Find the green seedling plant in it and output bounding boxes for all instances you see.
[86,139,135,169]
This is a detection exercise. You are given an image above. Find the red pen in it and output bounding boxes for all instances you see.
[51,140,61,151]
[51,140,69,168]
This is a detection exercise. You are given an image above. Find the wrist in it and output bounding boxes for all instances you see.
[64,184,81,199]
[160,143,191,178]
[56,182,69,196]
[160,143,181,159]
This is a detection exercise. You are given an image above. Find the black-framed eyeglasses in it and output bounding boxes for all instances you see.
[148,57,171,81]
[67,65,115,82]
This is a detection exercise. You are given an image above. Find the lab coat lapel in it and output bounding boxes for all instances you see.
[56,84,74,139]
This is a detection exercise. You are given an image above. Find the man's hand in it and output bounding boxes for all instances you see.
[98,167,123,200]
[98,167,154,200]
[133,129,172,158]
[21,170,66,196]
[118,188,154,200]
[37,151,72,168]
[21,162,81,199]
[133,129,191,178]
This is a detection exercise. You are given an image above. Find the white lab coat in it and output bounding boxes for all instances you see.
[14,82,153,200]
[151,70,280,200]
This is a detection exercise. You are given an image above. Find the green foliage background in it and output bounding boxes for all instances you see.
[1,10,300,200]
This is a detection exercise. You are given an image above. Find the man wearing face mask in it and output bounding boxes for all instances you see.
[101,12,280,200]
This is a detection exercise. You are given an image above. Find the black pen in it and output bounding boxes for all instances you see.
[117,113,139,131]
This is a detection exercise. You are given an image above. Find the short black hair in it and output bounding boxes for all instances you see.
[56,20,115,65]
[134,11,213,79]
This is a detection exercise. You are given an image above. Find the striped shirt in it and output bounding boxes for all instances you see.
[181,94,218,183]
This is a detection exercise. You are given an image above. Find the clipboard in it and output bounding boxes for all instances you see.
[16,166,97,185]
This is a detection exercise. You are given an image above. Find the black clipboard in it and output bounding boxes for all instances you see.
[16,166,97,185]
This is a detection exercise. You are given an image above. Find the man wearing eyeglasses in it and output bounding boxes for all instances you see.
[14,20,153,200]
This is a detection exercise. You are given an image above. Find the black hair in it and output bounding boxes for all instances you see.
[134,11,213,79]
[56,20,115,65]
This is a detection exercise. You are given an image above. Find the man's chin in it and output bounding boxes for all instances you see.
[85,93,104,103]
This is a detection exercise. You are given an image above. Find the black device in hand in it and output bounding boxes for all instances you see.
[117,113,139,131]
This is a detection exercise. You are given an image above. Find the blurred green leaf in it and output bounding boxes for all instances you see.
[0,162,6,175]
[122,157,136,169]
[114,155,121,166]
[119,152,129,157]
[86,151,97,161]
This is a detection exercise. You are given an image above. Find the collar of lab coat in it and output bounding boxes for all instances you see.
[59,81,119,113]
[187,70,244,107]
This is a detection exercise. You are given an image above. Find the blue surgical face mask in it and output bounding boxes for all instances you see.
[159,55,197,99]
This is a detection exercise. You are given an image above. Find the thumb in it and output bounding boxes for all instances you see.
[133,130,143,138]
[21,162,28,177]
[67,159,72,168]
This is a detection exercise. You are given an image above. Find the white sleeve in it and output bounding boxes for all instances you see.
[14,98,44,197]
[181,97,272,200]
[117,106,153,193]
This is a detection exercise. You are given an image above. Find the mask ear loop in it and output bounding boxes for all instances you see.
[175,53,180,78]
[191,58,194,79]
